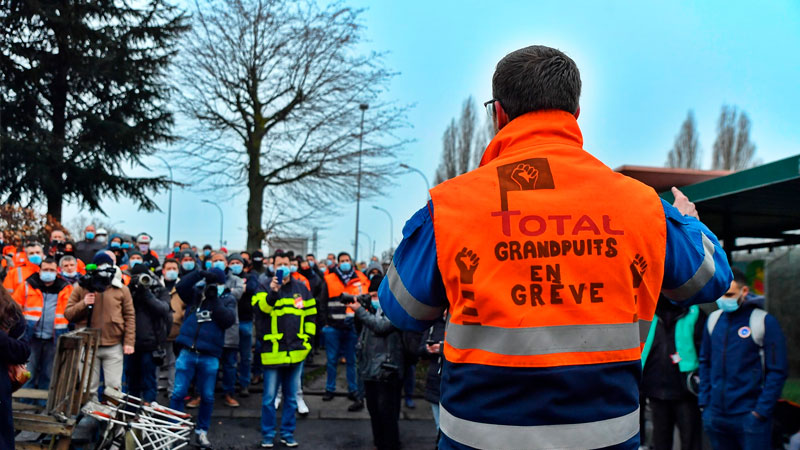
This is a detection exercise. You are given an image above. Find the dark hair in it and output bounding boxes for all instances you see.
[732,267,748,287]
[337,252,351,262]
[492,45,581,120]
[0,288,21,332]
[273,250,290,261]
[163,258,179,269]
[306,253,315,258]
[41,257,57,267]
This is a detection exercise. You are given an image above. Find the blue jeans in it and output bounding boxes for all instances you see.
[221,348,238,395]
[261,363,303,441]
[26,338,56,390]
[703,410,772,450]
[253,339,263,379]
[238,321,253,387]
[322,325,357,393]
[124,351,158,403]
[170,350,219,432]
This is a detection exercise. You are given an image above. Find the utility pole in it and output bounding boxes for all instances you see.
[154,155,173,247]
[354,103,369,262]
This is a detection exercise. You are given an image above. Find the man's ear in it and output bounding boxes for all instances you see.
[739,285,750,303]
[495,101,510,130]
[574,106,580,119]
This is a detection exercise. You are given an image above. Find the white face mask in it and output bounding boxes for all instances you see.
[96,235,108,244]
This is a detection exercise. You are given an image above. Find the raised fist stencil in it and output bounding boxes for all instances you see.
[630,254,647,289]
[511,163,539,189]
[455,247,479,285]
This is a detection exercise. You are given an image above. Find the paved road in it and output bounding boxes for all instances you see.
[207,417,438,449]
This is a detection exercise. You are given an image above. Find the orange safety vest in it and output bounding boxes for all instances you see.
[430,110,666,369]
[325,270,369,317]
[291,272,311,291]
[12,280,73,333]
[3,263,40,293]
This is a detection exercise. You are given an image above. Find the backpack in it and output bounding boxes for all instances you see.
[707,308,768,376]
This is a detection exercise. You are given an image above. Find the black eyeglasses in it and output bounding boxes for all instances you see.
[484,99,499,118]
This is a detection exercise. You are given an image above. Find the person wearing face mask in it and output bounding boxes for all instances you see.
[321,252,369,403]
[288,258,311,291]
[135,233,161,271]
[75,224,105,264]
[58,255,81,285]
[170,267,236,449]
[162,258,181,292]
[201,244,213,264]
[122,251,146,282]
[250,250,266,275]
[124,263,171,403]
[206,251,245,409]
[252,251,316,448]
[3,243,44,293]
[178,250,199,276]
[95,228,109,245]
[350,292,404,450]
[230,253,256,398]
[11,257,73,397]
[166,241,182,259]
[699,268,788,450]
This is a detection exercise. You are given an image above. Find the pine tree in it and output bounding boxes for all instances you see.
[0,0,189,219]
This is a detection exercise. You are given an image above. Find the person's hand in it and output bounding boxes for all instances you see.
[269,277,280,292]
[350,301,362,311]
[426,343,441,354]
[123,345,134,355]
[84,293,96,306]
[671,187,699,219]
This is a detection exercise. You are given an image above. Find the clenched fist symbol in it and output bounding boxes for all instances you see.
[630,254,647,289]
[455,247,479,285]
[511,163,539,189]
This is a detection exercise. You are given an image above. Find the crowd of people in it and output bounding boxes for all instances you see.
[0,225,430,449]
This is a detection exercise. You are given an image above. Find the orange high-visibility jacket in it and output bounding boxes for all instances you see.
[12,278,73,336]
[3,262,39,293]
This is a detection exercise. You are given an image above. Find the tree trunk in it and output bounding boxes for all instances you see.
[246,140,265,251]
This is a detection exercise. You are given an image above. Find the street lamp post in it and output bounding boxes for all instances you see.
[399,163,431,199]
[354,103,369,262]
[154,155,173,247]
[202,200,224,248]
[372,205,394,255]
[358,231,373,260]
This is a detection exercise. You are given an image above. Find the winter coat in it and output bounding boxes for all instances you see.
[642,299,706,400]
[223,273,244,349]
[699,294,789,418]
[239,271,260,323]
[174,271,236,358]
[355,306,404,382]
[0,310,30,450]
[131,284,171,352]
[418,317,446,404]
[251,277,316,367]
[65,284,136,347]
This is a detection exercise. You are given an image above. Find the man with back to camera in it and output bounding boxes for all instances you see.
[378,45,733,449]
[699,267,788,449]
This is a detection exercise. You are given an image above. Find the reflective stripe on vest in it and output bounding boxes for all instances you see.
[386,261,444,321]
[440,405,639,450]
[661,234,717,301]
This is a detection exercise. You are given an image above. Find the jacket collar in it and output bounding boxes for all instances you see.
[479,110,583,166]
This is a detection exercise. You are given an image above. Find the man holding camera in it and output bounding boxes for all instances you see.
[65,252,135,400]
[124,263,171,403]
[252,251,316,448]
[169,267,236,448]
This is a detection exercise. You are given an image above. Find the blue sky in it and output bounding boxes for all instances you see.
[62,0,800,258]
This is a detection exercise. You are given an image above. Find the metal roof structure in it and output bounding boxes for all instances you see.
[654,155,800,253]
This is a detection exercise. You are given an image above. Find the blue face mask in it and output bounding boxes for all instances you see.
[85,232,95,240]
[212,261,226,271]
[308,260,315,267]
[61,271,79,280]
[40,271,57,283]
[321,267,327,273]
[268,264,275,273]
[173,246,180,253]
[204,250,211,257]
[339,262,352,273]
[229,264,243,275]
[110,242,121,248]
[164,270,179,281]
[371,300,380,311]
[289,265,298,273]
[122,243,131,249]
[217,285,226,296]
[205,260,212,270]
[27,254,43,266]
[277,266,291,279]
[182,261,196,271]
[716,297,741,313]
[130,260,141,267]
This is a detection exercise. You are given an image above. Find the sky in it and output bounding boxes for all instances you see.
[61,0,800,259]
